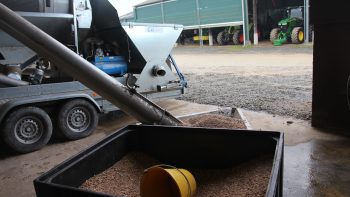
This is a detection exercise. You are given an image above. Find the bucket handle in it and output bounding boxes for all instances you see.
[144,164,192,197]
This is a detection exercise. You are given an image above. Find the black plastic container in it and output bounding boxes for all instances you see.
[34,125,284,197]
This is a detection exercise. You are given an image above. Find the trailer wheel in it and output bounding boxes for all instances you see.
[217,31,230,45]
[232,31,243,45]
[291,27,304,44]
[270,28,280,43]
[2,107,52,153]
[57,99,98,140]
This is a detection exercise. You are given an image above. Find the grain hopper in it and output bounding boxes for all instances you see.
[0,0,185,152]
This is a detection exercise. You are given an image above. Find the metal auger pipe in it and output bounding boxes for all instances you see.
[0,74,29,87]
[0,3,182,126]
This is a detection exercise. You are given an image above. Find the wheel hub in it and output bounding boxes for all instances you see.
[298,31,304,42]
[239,34,244,43]
[15,117,43,144]
[67,107,90,132]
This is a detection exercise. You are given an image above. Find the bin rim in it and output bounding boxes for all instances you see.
[34,125,284,197]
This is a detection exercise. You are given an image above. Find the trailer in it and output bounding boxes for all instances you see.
[0,0,186,153]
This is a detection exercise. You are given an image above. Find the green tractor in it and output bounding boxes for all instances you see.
[217,26,244,45]
[270,7,305,46]
[217,24,260,45]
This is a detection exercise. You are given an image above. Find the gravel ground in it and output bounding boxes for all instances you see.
[173,42,313,120]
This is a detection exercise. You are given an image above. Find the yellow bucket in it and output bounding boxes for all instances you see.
[140,165,197,197]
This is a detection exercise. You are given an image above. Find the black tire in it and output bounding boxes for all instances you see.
[57,99,98,140]
[217,31,230,45]
[232,31,243,45]
[291,27,304,44]
[2,107,52,153]
[270,28,280,43]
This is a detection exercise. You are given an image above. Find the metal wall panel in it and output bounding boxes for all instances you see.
[311,24,350,130]
[135,0,243,27]
[135,4,162,23]
[163,0,197,26]
[199,0,242,25]
[311,0,350,130]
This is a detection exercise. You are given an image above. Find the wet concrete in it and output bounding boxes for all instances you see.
[243,109,350,197]
[284,140,350,197]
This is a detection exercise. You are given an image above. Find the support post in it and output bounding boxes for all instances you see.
[160,1,165,23]
[242,0,250,46]
[253,0,258,45]
[199,28,203,46]
[195,0,202,46]
[304,0,309,43]
[208,28,213,46]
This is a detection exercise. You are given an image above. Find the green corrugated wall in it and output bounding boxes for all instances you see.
[163,0,198,26]
[134,0,243,27]
[199,0,243,25]
[135,4,162,23]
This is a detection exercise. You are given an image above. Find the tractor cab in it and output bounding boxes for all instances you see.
[289,7,303,19]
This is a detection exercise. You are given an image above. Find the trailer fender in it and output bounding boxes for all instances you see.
[0,93,102,124]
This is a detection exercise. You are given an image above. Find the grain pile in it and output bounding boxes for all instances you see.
[192,154,272,197]
[80,152,272,197]
[80,114,269,196]
[80,152,157,197]
[183,114,246,129]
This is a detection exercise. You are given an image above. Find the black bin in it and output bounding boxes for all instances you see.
[34,125,284,197]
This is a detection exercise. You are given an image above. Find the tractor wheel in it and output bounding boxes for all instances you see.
[270,28,280,43]
[232,31,243,45]
[2,107,53,153]
[291,27,304,44]
[57,99,98,140]
[217,31,230,45]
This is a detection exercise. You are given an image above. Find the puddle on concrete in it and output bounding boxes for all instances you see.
[284,139,350,197]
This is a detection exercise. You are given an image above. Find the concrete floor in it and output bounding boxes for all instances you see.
[242,109,350,197]
[0,99,349,197]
